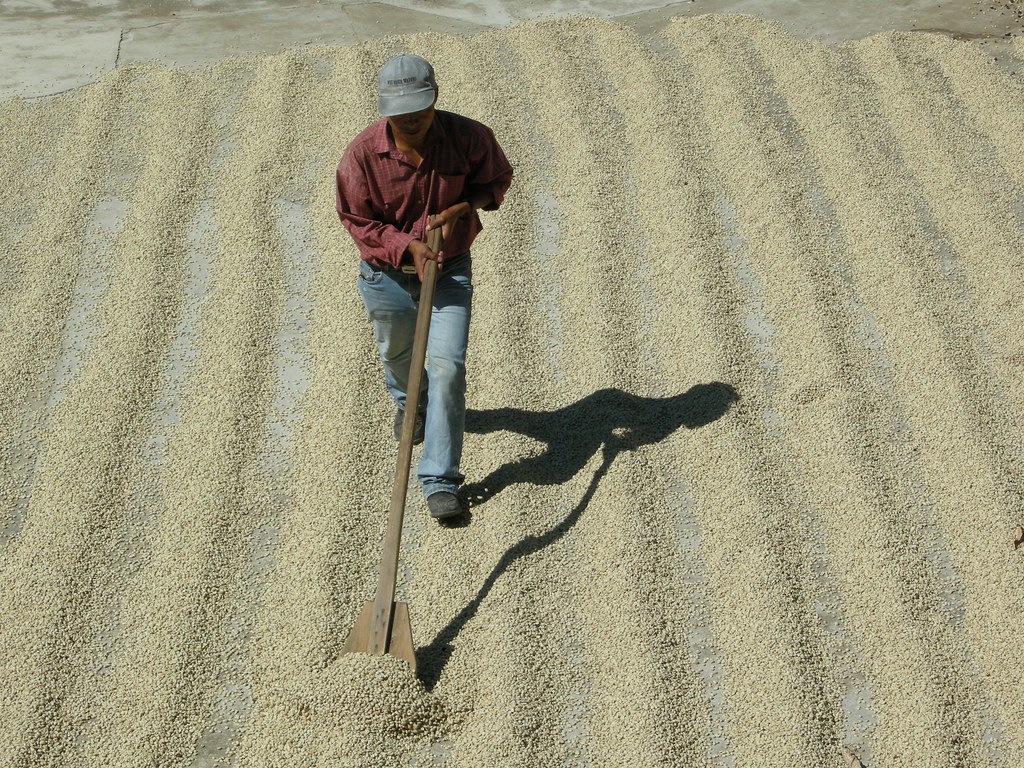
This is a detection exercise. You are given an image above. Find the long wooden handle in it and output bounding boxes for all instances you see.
[367,227,442,655]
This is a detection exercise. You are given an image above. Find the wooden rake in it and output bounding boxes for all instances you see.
[342,226,443,673]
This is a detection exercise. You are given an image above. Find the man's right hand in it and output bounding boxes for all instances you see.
[406,238,439,282]
[406,214,446,281]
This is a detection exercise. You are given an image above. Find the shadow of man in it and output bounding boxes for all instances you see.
[417,381,738,689]
[462,381,740,507]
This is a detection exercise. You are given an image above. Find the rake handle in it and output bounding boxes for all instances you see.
[367,226,442,655]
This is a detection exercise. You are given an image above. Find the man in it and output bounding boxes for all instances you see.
[335,53,513,519]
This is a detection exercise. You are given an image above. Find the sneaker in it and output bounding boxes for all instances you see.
[426,491,464,519]
[393,408,424,445]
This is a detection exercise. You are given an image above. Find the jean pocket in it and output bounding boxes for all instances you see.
[358,261,384,285]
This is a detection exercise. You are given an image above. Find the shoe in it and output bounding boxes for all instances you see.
[393,408,424,445]
[426,491,464,519]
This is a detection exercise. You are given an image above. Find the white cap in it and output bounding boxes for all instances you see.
[376,54,437,116]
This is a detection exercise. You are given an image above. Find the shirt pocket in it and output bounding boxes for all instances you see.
[434,158,471,202]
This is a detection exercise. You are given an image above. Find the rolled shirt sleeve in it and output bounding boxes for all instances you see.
[461,124,513,212]
[336,150,415,269]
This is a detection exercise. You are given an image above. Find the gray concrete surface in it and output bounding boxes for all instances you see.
[1,0,1022,100]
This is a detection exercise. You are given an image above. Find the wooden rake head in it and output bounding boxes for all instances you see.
[343,600,416,672]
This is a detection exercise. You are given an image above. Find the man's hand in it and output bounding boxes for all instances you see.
[407,237,438,282]
[424,201,473,254]
[407,213,450,281]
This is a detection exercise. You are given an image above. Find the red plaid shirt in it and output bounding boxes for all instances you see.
[336,110,513,269]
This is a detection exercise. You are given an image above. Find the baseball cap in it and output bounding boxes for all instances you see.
[376,54,437,116]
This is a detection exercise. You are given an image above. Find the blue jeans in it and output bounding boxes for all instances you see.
[357,252,472,499]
